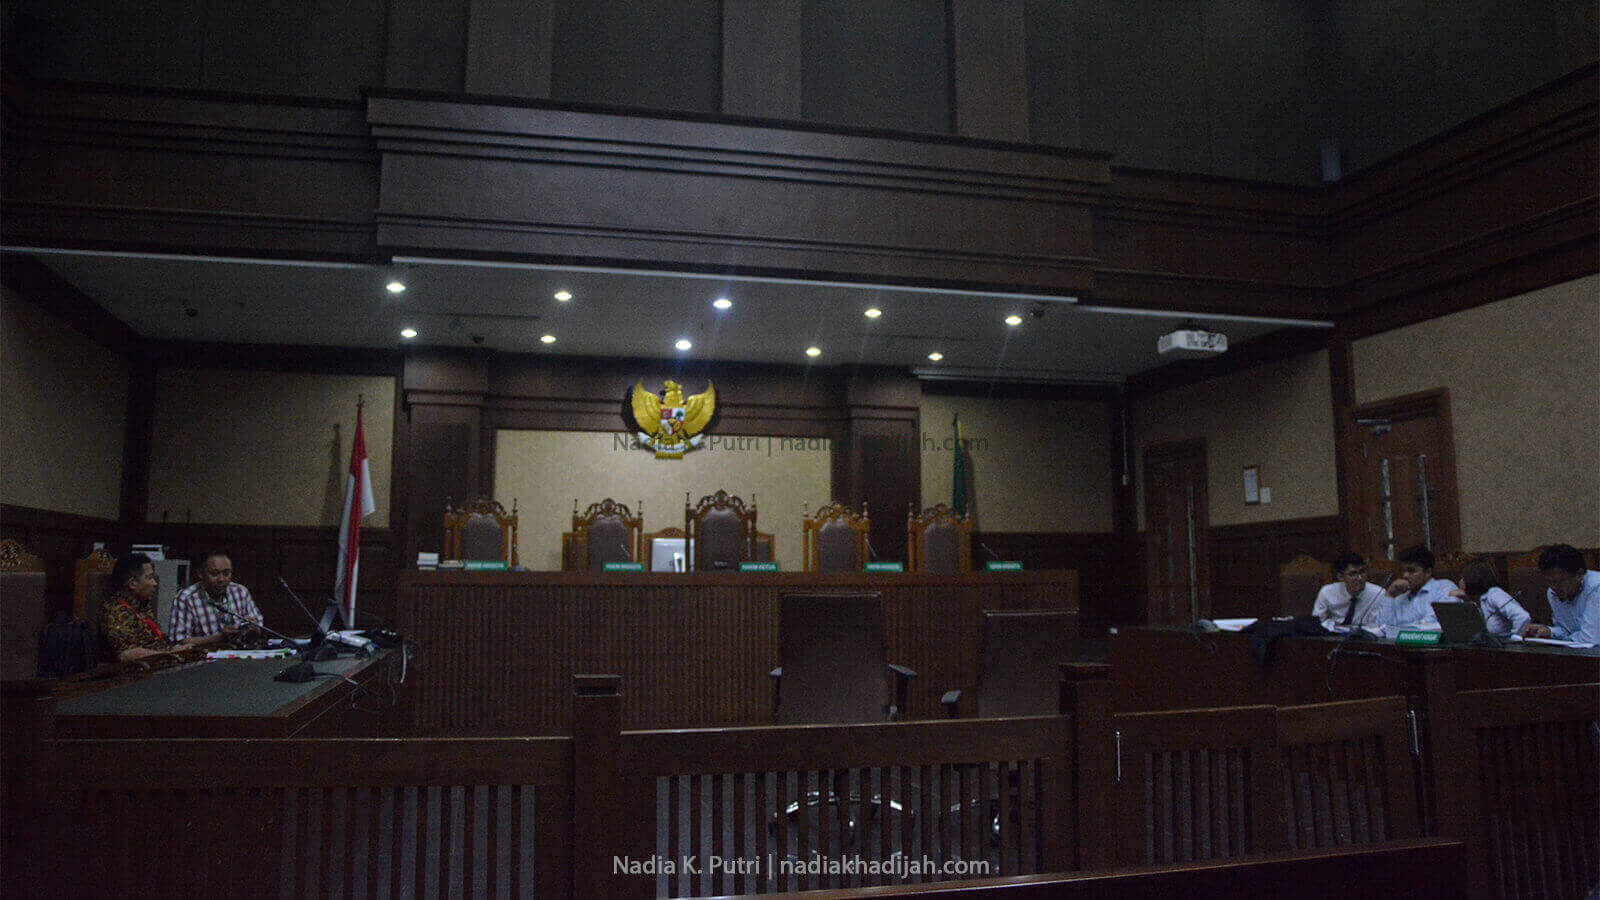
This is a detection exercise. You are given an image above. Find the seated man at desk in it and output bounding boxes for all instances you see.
[100,553,217,662]
[1381,545,1458,630]
[1312,552,1387,628]
[1520,544,1599,643]
[169,551,262,642]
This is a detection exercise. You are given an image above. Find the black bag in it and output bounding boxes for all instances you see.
[37,620,96,678]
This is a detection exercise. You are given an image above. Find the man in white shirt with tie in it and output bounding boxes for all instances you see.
[1382,545,1459,631]
[1519,544,1600,644]
[1312,552,1387,628]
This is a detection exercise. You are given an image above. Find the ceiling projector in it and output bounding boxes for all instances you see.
[1157,329,1228,356]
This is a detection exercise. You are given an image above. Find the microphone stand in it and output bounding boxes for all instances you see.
[279,577,340,661]
[204,598,320,683]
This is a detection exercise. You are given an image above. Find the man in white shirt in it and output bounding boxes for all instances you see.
[1520,544,1600,644]
[1382,545,1459,630]
[1312,552,1387,628]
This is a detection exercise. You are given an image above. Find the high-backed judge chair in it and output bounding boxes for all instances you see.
[802,502,870,572]
[685,490,756,571]
[907,503,972,573]
[444,497,519,565]
[565,498,643,572]
[941,610,1078,718]
[0,539,49,680]
[770,592,916,723]
[73,547,114,621]
[1279,554,1333,617]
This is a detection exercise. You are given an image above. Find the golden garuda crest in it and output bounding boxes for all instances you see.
[629,380,716,458]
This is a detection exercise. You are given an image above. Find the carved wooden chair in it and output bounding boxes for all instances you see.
[444,497,519,565]
[1279,553,1333,617]
[1361,553,1400,589]
[73,547,114,621]
[641,526,688,572]
[566,498,643,572]
[907,503,972,573]
[0,539,49,680]
[802,502,870,573]
[685,490,756,571]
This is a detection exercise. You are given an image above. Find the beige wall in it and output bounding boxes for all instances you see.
[919,394,1113,533]
[1352,275,1599,550]
[494,431,833,570]
[0,286,129,518]
[1135,350,1338,529]
[147,369,394,526]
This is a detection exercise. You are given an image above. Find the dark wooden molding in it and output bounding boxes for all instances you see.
[948,0,1029,143]
[1126,326,1332,399]
[0,254,140,357]
[1210,514,1343,620]
[365,92,1108,294]
[146,339,401,375]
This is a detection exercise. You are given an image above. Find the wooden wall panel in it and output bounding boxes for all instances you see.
[1208,516,1342,621]
[365,94,1108,294]
[395,570,1078,735]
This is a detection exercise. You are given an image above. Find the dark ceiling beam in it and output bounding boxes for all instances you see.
[0,254,140,357]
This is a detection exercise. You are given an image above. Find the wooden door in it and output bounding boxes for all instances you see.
[1349,390,1460,560]
[1144,440,1211,626]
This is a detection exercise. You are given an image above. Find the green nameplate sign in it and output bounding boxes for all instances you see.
[1394,629,1442,646]
[739,562,779,572]
[463,560,509,571]
[602,561,644,572]
[864,561,904,572]
[985,561,1024,572]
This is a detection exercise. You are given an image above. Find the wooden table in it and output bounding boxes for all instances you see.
[396,569,1079,734]
[1107,626,1599,712]
[51,650,405,738]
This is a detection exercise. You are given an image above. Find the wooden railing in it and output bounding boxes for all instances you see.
[3,666,1592,898]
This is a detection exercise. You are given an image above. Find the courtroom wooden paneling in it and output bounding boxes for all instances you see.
[1329,64,1599,336]
[395,570,1078,734]
[1208,516,1343,621]
[365,92,1110,294]
[975,532,1121,633]
[0,81,381,260]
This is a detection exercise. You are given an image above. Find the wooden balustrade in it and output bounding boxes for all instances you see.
[2,642,1591,897]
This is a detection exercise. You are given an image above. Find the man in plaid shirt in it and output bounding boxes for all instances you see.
[169,552,264,642]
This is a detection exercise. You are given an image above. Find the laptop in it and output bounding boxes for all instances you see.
[1431,601,1487,644]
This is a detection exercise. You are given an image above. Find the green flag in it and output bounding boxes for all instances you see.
[951,415,967,516]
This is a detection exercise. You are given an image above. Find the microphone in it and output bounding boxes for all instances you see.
[864,537,877,561]
[279,576,331,638]
[978,542,1001,563]
[204,598,320,683]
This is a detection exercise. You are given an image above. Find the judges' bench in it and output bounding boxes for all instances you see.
[395,569,1079,734]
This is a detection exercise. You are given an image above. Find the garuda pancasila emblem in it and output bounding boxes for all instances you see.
[629,380,716,458]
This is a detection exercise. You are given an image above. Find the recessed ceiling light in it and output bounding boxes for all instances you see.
[927,351,943,361]
[713,297,732,310]
[399,327,417,339]
[386,281,406,294]
[554,290,572,302]
[864,307,882,319]
[1005,314,1023,326]
[805,346,822,358]
[675,338,693,351]
[540,334,556,344]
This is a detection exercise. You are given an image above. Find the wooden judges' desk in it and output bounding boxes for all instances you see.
[50,650,405,739]
[396,569,1078,734]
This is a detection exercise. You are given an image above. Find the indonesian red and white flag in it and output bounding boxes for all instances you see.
[333,404,376,627]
